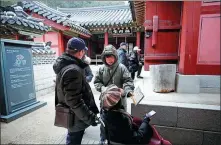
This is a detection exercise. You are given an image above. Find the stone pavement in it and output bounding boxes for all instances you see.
[1,65,220,144]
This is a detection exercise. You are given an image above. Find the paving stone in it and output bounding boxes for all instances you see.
[155,125,203,145]
[203,131,221,145]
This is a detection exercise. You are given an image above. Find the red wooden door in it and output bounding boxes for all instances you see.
[179,1,220,75]
[143,2,182,70]
[196,1,220,75]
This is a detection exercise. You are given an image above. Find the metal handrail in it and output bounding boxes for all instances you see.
[96,54,101,66]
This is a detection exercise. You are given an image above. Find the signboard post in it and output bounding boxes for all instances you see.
[0,39,47,123]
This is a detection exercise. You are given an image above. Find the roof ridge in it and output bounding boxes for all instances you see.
[57,5,129,12]
[32,1,68,17]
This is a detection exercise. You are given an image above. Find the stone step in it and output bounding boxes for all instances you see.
[155,125,221,145]
[131,102,221,145]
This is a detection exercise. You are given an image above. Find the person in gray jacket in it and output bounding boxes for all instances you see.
[94,44,134,144]
[94,44,134,111]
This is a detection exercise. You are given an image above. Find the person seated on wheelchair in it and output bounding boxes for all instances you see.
[100,84,153,144]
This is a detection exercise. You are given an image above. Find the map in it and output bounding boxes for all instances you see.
[131,86,145,105]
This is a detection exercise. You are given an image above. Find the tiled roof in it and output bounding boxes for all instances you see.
[0,6,49,35]
[57,5,133,27]
[21,1,91,36]
[32,42,56,55]
[129,1,145,26]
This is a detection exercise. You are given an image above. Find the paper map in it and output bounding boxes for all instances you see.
[131,86,145,105]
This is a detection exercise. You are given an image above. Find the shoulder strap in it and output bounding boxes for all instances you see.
[104,64,119,87]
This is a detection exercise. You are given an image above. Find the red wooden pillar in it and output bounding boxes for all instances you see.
[15,34,19,40]
[104,30,108,46]
[58,31,64,56]
[43,34,45,42]
[179,2,201,75]
[87,40,91,57]
[136,31,141,48]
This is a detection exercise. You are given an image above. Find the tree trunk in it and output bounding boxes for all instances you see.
[150,64,176,93]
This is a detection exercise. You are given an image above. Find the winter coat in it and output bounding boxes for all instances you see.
[94,45,134,111]
[53,53,99,132]
[102,109,153,144]
[128,51,139,73]
[117,48,129,70]
[84,66,93,82]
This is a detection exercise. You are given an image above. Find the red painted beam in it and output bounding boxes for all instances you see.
[32,13,70,31]
[80,33,91,39]
[145,25,181,30]
[145,55,179,60]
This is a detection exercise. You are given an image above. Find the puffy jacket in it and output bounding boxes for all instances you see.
[102,109,153,144]
[94,45,134,111]
[117,48,129,70]
[53,53,99,132]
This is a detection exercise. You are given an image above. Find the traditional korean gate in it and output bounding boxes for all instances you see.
[143,2,182,70]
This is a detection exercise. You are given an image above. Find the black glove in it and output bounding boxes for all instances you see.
[91,115,99,126]
[143,116,150,123]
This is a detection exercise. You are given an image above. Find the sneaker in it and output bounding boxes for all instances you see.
[137,76,143,79]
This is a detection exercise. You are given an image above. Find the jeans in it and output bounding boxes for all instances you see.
[66,130,85,145]
[100,111,106,142]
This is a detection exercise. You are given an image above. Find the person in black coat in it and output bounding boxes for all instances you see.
[100,84,153,144]
[128,46,139,80]
[53,37,99,145]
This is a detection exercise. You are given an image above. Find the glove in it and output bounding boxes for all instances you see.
[143,116,150,123]
[91,115,99,126]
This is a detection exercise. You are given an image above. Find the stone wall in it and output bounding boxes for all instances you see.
[33,64,55,97]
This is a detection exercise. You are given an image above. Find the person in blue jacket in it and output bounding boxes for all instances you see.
[117,42,129,70]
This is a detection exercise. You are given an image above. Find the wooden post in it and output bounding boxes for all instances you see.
[136,31,141,48]
[87,40,91,57]
[15,34,19,40]
[104,31,108,46]
[58,31,64,56]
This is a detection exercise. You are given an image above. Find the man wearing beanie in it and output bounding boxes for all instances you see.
[53,37,99,145]
[94,44,134,144]
[100,85,153,144]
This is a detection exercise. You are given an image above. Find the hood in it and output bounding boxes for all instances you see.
[101,44,119,68]
[53,52,87,74]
